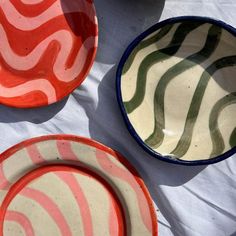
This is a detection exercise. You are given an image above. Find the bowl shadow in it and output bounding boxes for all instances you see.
[93,0,166,64]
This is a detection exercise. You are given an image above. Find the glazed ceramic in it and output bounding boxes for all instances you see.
[0,135,157,235]
[0,0,98,108]
[117,16,236,165]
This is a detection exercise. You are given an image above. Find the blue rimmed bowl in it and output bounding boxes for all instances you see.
[116,16,236,165]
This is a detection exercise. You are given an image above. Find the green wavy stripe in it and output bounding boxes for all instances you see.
[145,25,222,148]
[209,92,236,157]
[124,21,205,114]
[230,128,236,148]
[171,56,236,157]
[122,24,173,74]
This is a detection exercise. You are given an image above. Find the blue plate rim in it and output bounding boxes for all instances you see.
[116,15,236,166]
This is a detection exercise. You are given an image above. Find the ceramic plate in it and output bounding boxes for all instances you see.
[0,135,157,235]
[0,0,98,108]
[117,16,236,165]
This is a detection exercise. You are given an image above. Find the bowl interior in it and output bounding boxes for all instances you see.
[120,19,236,162]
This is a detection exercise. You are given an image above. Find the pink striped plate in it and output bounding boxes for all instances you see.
[0,135,158,236]
[0,0,98,108]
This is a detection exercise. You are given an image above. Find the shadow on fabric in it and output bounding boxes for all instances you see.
[81,0,206,187]
[83,65,207,235]
[0,97,68,124]
[75,1,210,234]
[94,0,166,64]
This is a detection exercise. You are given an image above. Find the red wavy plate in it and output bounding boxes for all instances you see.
[0,135,158,236]
[0,0,98,108]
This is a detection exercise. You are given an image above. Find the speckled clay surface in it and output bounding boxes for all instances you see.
[0,135,157,236]
[119,18,236,162]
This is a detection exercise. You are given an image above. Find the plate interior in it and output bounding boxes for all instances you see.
[2,165,124,236]
[0,136,157,235]
[0,0,98,107]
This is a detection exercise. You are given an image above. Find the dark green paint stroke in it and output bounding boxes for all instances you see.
[230,128,236,148]
[209,92,236,157]
[171,56,236,157]
[122,24,173,74]
[124,21,205,114]
[145,25,222,148]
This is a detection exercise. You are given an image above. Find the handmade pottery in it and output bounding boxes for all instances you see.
[117,16,236,165]
[0,135,157,235]
[0,0,98,108]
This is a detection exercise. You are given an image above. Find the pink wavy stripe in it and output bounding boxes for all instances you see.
[21,187,72,236]
[0,78,57,104]
[26,144,46,164]
[0,164,10,190]
[56,140,80,161]
[5,210,35,236]
[96,149,152,232]
[55,172,93,236]
[0,143,46,191]
[0,0,94,31]
[0,24,95,83]
[109,196,119,236]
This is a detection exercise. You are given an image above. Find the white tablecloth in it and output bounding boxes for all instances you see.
[0,0,236,235]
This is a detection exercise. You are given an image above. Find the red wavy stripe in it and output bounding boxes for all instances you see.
[9,0,57,17]
[26,144,45,164]
[96,149,152,232]
[5,210,35,236]
[0,45,96,107]
[0,11,96,83]
[0,12,67,56]
[0,39,60,87]
[21,187,72,236]
[57,140,80,161]
[0,10,95,61]
[0,91,50,108]
[56,172,93,236]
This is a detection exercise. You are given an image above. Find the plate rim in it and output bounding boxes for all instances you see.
[0,134,158,235]
[116,15,236,166]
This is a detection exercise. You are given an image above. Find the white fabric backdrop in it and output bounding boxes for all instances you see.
[0,0,236,235]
